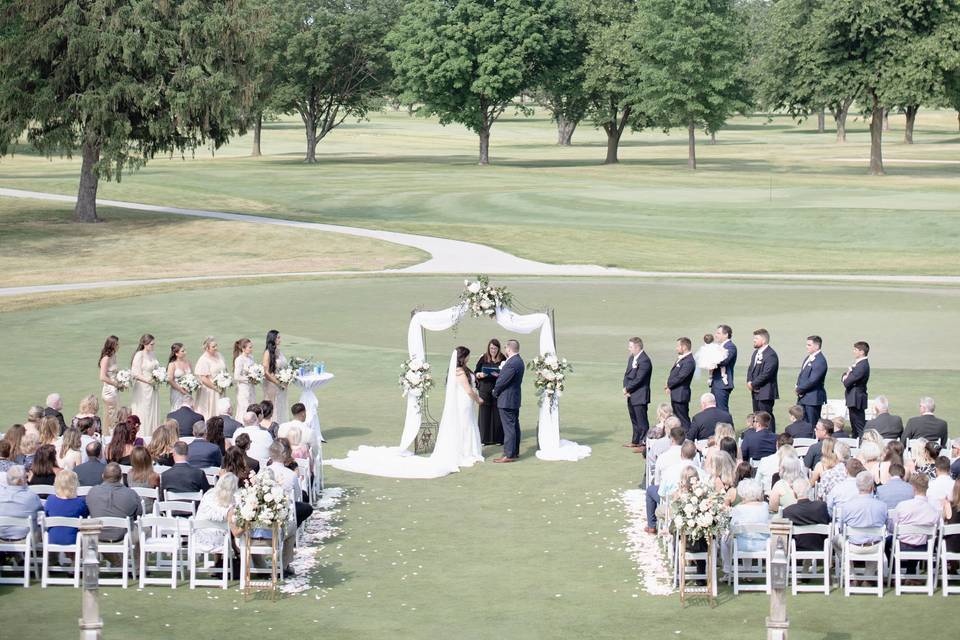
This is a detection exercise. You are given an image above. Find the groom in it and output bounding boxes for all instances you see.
[492,339,524,463]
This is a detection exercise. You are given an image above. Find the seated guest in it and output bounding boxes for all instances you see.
[876,463,914,510]
[217,398,243,441]
[756,434,793,492]
[20,432,40,471]
[160,442,210,495]
[687,393,732,443]
[879,440,905,485]
[729,479,771,552]
[827,458,866,517]
[56,428,83,470]
[250,467,299,578]
[23,405,43,436]
[646,403,674,449]
[3,424,27,465]
[44,470,89,545]
[784,405,815,439]
[187,420,223,469]
[127,446,160,512]
[839,471,887,545]
[75,417,98,462]
[704,423,736,464]
[718,436,739,463]
[858,441,882,484]
[940,479,960,561]
[38,416,61,447]
[74,442,107,486]
[902,396,948,448]
[105,422,135,464]
[768,455,806,513]
[278,403,316,452]
[167,397,204,438]
[269,439,314,525]
[233,433,261,474]
[643,420,671,479]
[831,417,849,439]
[782,478,831,551]
[817,442,852,501]
[864,395,904,440]
[27,444,60,490]
[803,419,834,469]
[221,447,251,486]
[266,440,301,499]
[643,428,690,532]
[889,474,940,571]
[234,412,273,463]
[809,438,837,485]
[0,440,16,474]
[704,450,737,506]
[928,456,954,506]
[907,440,938,480]
[0,466,43,540]
[146,421,178,467]
[43,393,68,435]
[646,441,705,534]
[205,417,227,456]
[194,472,242,551]
[71,395,103,434]
[259,400,280,439]
[951,439,960,480]
[86,462,142,541]
[741,411,777,461]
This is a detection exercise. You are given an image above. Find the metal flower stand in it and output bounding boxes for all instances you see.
[677,536,717,607]
[244,525,281,600]
[414,397,439,455]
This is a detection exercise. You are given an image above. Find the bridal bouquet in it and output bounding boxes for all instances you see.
[460,275,512,318]
[213,370,234,393]
[527,353,571,410]
[150,366,167,387]
[669,479,731,543]
[398,357,433,408]
[245,363,265,385]
[114,369,133,391]
[176,372,200,394]
[233,469,291,532]
[276,366,297,388]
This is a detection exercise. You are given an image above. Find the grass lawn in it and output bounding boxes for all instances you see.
[2,109,959,276]
[1,275,957,639]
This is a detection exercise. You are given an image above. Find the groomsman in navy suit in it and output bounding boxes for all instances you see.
[623,337,652,451]
[746,328,779,432]
[841,341,871,438]
[665,337,696,430]
[796,335,828,426]
[710,325,737,414]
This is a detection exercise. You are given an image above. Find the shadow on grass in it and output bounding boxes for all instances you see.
[323,426,373,439]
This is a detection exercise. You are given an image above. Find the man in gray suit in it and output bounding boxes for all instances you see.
[863,395,903,440]
[492,339,524,463]
[902,397,948,447]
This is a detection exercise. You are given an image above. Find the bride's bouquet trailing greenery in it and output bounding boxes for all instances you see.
[114,369,133,391]
[176,372,200,394]
[669,479,731,543]
[460,275,512,318]
[398,357,433,409]
[233,470,291,532]
[245,363,265,385]
[527,353,571,410]
[213,370,234,393]
[149,366,167,387]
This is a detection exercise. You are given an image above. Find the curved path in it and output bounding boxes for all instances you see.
[2,187,959,297]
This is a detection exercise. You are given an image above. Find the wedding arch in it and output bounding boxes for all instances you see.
[399,277,590,462]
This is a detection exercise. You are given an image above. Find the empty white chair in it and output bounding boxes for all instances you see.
[139,515,184,588]
[940,523,960,596]
[888,522,937,596]
[238,531,284,589]
[789,524,832,594]
[96,516,135,588]
[188,520,232,589]
[731,524,772,594]
[40,516,84,588]
[0,516,37,587]
[842,525,886,597]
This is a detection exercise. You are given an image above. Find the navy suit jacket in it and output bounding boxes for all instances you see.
[746,347,779,400]
[492,355,524,410]
[741,428,778,461]
[688,406,733,441]
[842,359,870,409]
[623,352,652,406]
[187,440,223,469]
[167,406,205,438]
[796,352,828,406]
[785,420,815,439]
[666,354,695,403]
[710,341,737,391]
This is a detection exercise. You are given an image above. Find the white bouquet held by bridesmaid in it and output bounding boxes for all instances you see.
[276,366,296,388]
[176,372,201,394]
[245,363,265,385]
[460,275,512,318]
[233,470,291,531]
[528,353,571,411]
[398,357,433,409]
[213,370,234,393]
[114,369,133,391]
[150,366,167,387]
[670,479,731,542]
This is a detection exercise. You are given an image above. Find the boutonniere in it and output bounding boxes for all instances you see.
[632,359,638,369]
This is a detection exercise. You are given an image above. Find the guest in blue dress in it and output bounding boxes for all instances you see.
[44,470,89,545]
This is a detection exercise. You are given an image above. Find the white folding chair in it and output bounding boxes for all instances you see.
[790,524,831,594]
[40,516,83,587]
[188,520,232,589]
[118,464,132,478]
[0,516,37,586]
[295,458,313,504]
[793,438,816,457]
[76,486,91,497]
[153,465,171,474]
[180,437,196,444]
[139,515,184,588]
[96,516,135,588]
[164,490,203,503]
[939,523,960,596]
[673,533,718,597]
[314,445,325,497]
[156,500,196,518]
[888,522,937,596]
[28,485,56,506]
[842,526,886,597]
[731,524,772,594]
[238,531,284,589]
[131,486,159,514]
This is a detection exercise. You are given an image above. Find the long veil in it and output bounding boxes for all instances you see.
[429,350,461,464]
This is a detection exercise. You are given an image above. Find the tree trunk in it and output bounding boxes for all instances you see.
[556,116,577,145]
[710,130,716,145]
[834,100,850,143]
[882,108,890,131]
[478,127,490,165]
[904,105,919,144]
[868,90,884,176]
[251,112,263,157]
[303,113,318,163]
[687,121,697,170]
[604,127,621,164]
[73,137,101,223]
[817,108,825,133]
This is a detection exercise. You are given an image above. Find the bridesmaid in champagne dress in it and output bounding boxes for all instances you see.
[195,336,227,420]
[98,335,121,436]
[130,333,160,437]
[262,329,289,423]
[233,337,258,420]
[166,342,194,411]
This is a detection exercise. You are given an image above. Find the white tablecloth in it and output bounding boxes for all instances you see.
[294,372,335,442]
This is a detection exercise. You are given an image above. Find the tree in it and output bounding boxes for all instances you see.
[0,0,260,222]
[632,0,746,169]
[536,0,590,145]
[388,0,572,165]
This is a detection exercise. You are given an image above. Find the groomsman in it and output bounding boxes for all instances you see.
[745,328,780,432]
[795,335,828,426]
[665,337,696,429]
[623,337,652,452]
[710,325,737,414]
[841,341,871,438]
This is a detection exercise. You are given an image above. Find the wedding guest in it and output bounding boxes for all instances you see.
[643,425,686,532]
[217,398,243,440]
[756,435,794,494]
[160,442,210,494]
[841,341,870,437]
[44,470,88,545]
[74,442,106,486]
[98,335,122,434]
[729,479,771,552]
[3,424,27,464]
[782,478,831,552]
[719,436,739,464]
[262,329,290,423]
[826,459,866,517]
[817,442,851,501]
[878,440,905,485]
[267,441,311,526]
[902,397,948,448]
[746,328,779,432]
[71,395,102,434]
[708,325,737,414]
[940,479,960,561]
[246,403,263,422]
[688,393,733,443]
[86,462,142,542]
[704,422,735,464]
[116,406,133,432]
[234,412,273,463]
[809,438,837,486]
[795,335,828,427]
[206,416,227,456]
[623,337,652,452]
[740,413,756,438]
[195,336,227,420]
[877,463,914,510]
[475,338,506,445]
[167,396,204,438]
[950,439,960,480]
[130,333,161,438]
[802,419,833,469]
[187,421,223,469]
[858,441,883,485]
[0,441,16,474]
[105,422,135,464]
[166,342,194,411]
[76,417,98,462]
[0,466,42,540]
[20,432,39,471]
[769,456,805,513]
[28,444,59,489]
[665,337,696,430]
[646,440,704,533]
[38,416,59,447]
[56,428,83,470]
[43,393,67,435]
[890,474,940,572]
[784,405,815,439]
[278,403,314,453]
[864,396,904,440]
[259,400,280,438]
[194,472,240,551]
[221,447,251,486]
[831,417,849,438]
[735,461,754,484]
[705,450,737,506]
[24,405,43,436]
[928,457,954,506]
[860,429,884,452]
[741,411,777,462]
[146,421,178,467]
[233,338,259,421]
[127,446,160,511]
[646,414,677,475]
[907,440,938,479]
[838,472,887,549]
[232,433,261,474]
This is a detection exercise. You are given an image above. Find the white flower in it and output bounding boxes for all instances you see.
[545,355,559,367]
[467,282,482,294]
[409,358,423,370]
[404,371,422,385]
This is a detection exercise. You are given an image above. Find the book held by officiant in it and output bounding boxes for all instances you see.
[481,366,500,376]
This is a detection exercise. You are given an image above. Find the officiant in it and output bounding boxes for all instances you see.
[474,338,506,445]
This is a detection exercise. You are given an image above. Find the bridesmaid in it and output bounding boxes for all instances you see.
[474,338,506,445]
[195,336,227,420]
[233,338,258,421]
[262,329,289,423]
[98,335,121,436]
[166,342,194,411]
[130,333,160,438]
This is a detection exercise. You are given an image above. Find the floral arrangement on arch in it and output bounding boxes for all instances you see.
[176,372,200,394]
[398,357,433,409]
[234,469,291,531]
[527,353,571,410]
[213,370,234,393]
[149,366,167,387]
[669,479,731,543]
[114,369,133,391]
[460,275,513,318]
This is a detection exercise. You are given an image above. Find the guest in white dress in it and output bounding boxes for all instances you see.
[98,335,121,435]
[262,329,289,423]
[166,342,194,411]
[194,473,241,553]
[196,337,227,420]
[233,338,258,421]
[130,333,161,438]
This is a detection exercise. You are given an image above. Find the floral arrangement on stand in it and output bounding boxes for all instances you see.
[213,370,234,393]
[288,355,315,371]
[245,363,265,385]
[149,366,167,387]
[398,357,433,409]
[276,366,297,388]
[234,469,292,532]
[114,369,133,391]
[176,372,201,394]
[527,353,571,410]
[460,275,512,318]
[669,479,731,543]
